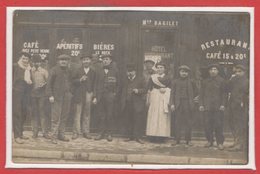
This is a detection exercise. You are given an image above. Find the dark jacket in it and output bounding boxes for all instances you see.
[121,75,147,113]
[46,65,72,101]
[199,75,227,111]
[94,64,120,102]
[72,67,96,103]
[171,78,198,110]
[227,75,249,106]
[13,63,31,92]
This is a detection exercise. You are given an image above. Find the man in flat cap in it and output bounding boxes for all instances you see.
[143,59,156,87]
[30,54,50,139]
[71,54,96,140]
[121,63,146,144]
[227,64,249,152]
[170,65,198,147]
[199,64,227,150]
[46,54,72,144]
[13,52,32,144]
[93,55,120,142]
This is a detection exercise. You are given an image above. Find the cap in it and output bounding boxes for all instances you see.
[155,61,167,68]
[102,55,113,60]
[32,54,43,63]
[235,64,246,71]
[144,59,155,65]
[57,54,71,60]
[178,65,191,72]
[208,63,220,70]
[126,63,136,72]
[80,54,92,60]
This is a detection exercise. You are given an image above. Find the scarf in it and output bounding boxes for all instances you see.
[18,59,32,85]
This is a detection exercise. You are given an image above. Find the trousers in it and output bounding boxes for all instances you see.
[49,92,72,138]
[204,110,225,145]
[73,92,93,134]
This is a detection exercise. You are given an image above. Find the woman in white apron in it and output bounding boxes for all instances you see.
[146,61,171,141]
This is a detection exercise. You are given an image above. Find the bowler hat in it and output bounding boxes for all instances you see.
[178,65,191,72]
[126,63,136,72]
[102,54,113,60]
[57,54,71,60]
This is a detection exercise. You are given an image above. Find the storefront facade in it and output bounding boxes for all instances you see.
[13,10,250,136]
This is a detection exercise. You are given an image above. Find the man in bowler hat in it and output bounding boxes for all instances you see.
[93,55,120,142]
[121,63,146,144]
[71,54,96,140]
[46,54,72,144]
[199,64,227,150]
[227,65,249,152]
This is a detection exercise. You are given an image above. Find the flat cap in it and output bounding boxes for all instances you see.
[57,54,71,60]
[178,65,191,72]
[32,54,43,63]
[208,63,220,70]
[144,59,155,64]
[235,64,246,71]
[80,54,92,59]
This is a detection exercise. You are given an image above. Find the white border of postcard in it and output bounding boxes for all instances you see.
[5,7,255,169]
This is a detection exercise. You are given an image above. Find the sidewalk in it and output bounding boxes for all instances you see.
[12,131,247,165]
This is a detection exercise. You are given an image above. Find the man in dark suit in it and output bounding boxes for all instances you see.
[199,64,227,150]
[13,52,32,144]
[93,55,119,142]
[227,65,249,152]
[170,65,197,146]
[71,54,96,140]
[121,63,146,144]
[46,54,72,144]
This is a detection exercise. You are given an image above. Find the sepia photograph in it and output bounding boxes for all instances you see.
[6,7,254,169]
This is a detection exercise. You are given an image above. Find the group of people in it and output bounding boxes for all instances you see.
[13,52,249,152]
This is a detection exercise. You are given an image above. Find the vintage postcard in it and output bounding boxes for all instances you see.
[6,7,255,169]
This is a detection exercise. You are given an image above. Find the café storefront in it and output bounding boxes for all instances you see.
[13,10,250,136]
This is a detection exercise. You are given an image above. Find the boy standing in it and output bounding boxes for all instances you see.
[199,64,227,150]
[46,54,72,144]
[72,54,96,140]
[31,54,50,139]
[170,65,197,146]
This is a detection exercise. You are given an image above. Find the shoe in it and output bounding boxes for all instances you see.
[218,144,224,150]
[227,142,236,148]
[124,138,134,142]
[15,138,24,144]
[186,141,193,146]
[94,134,104,141]
[204,142,213,148]
[171,141,180,146]
[136,138,145,144]
[58,135,70,142]
[20,135,29,140]
[72,133,79,140]
[32,134,38,139]
[83,133,92,139]
[51,138,58,144]
[43,134,51,139]
[107,135,113,142]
